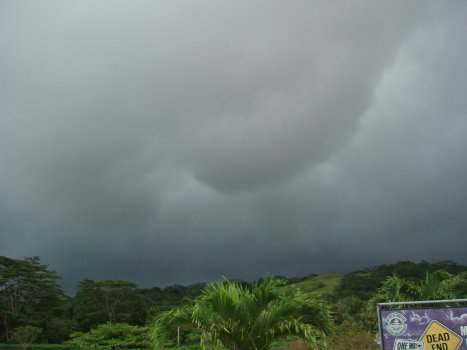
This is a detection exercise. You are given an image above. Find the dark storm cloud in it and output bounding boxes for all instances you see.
[1,1,466,292]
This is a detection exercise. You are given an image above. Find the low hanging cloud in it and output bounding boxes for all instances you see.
[1,1,467,292]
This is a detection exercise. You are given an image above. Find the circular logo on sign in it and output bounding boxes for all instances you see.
[384,312,407,336]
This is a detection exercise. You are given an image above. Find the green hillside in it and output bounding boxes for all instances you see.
[287,274,343,297]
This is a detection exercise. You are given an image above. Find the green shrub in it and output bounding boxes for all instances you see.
[67,323,150,350]
[12,326,42,350]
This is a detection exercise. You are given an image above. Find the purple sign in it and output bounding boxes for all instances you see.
[380,306,467,350]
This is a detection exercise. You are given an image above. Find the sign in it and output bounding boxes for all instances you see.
[419,320,462,350]
[394,339,424,349]
[379,305,467,350]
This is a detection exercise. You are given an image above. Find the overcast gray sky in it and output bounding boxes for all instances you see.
[1,0,466,293]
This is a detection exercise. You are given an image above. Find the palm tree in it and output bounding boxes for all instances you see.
[369,270,459,304]
[367,269,461,321]
[151,278,333,350]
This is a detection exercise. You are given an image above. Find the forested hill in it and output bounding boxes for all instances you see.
[1,256,467,344]
[333,260,467,300]
[142,260,467,306]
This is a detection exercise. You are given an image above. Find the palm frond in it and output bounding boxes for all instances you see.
[150,277,333,350]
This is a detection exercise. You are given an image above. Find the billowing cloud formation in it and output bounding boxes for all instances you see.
[1,1,466,292]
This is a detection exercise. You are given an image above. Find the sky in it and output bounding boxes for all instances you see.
[1,1,467,294]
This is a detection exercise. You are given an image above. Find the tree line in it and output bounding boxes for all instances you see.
[1,255,467,349]
[0,255,205,344]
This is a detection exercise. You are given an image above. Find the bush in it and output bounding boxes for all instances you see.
[12,327,42,350]
[67,323,150,350]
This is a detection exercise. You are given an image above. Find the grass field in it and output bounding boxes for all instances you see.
[286,274,342,297]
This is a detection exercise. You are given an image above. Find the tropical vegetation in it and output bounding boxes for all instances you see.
[2,255,467,349]
[151,278,333,350]
[67,323,150,350]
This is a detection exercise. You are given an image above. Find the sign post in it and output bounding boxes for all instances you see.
[378,299,467,350]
